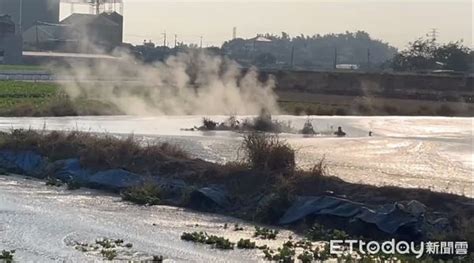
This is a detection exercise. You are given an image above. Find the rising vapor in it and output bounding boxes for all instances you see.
[55,50,280,115]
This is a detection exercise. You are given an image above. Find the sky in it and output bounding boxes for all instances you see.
[60,0,473,49]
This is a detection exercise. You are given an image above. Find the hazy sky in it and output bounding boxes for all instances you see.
[60,0,473,49]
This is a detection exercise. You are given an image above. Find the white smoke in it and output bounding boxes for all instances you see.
[56,50,280,115]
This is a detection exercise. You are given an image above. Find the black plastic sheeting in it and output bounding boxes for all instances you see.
[188,186,232,211]
[279,196,422,235]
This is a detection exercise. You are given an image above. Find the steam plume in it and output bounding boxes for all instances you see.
[55,50,280,115]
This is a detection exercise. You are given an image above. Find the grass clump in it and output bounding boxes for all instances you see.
[151,255,164,262]
[241,133,295,172]
[66,180,81,190]
[181,232,234,250]
[202,118,218,130]
[121,184,162,206]
[297,250,314,263]
[100,249,117,260]
[237,239,256,249]
[233,224,244,231]
[0,250,15,262]
[305,223,349,241]
[45,177,63,187]
[253,226,279,240]
[262,243,295,263]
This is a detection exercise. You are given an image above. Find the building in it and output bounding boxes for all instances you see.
[0,15,22,64]
[0,0,60,33]
[61,12,123,51]
[23,11,123,53]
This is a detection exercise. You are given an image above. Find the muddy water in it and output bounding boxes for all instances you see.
[0,115,472,196]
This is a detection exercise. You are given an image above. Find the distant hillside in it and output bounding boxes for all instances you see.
[222,31,397,70]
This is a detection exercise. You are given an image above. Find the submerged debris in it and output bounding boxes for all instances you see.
[334,126,346,137]
[300,119,317,135]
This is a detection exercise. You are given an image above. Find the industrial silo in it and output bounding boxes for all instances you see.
[0,0,60,33]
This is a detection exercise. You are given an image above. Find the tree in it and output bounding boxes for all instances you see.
[254,52,276,67]
[433,41,470,71]
[391,38,471,72]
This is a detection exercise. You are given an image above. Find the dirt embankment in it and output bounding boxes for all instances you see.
[259,70,474,116]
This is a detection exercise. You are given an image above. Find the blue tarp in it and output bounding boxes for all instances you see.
[0,150,45,176]
[88,169,144,190]
[279,196,420,235]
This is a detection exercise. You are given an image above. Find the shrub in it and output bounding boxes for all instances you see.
[66,180,81,190]
[180,232,234,250]
[0,250,15,262]
[46,177,63,187]
[298,250,314,263]
[241,133,295,172]
[253,226,279,240]
[151,255,164,262]
[121,184,162,205]
[310,157,328,177]
[237,239,256,249]
[202,118,218,130]
[272,244,296,263]
[100,249,117,260]
[306,223,349,241]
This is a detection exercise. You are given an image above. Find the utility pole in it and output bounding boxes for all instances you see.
[162,31,167,47]
[200,36,203,49]
[367,48,371,70]
[232,27,237,40]
[19,0,23,34]
[174,34,177,48]
[95,0,100,15]
[333,47,338,70]
[429,28,438,43]
[290,45,295,69]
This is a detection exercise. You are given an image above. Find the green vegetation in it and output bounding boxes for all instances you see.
[392,38,471,72]
[0,81,121,117]
[100,249,117,260]
[253,226,279,240]
[74,238,135,261]
[305,223,349,241]
[262,242,296,263]
[222,31,396,70]
[0,250,15,262]
[0,64,47,72]
[181,232,234,250]
[237,239,256,249]
[233,224,244,231]
[297,250,314,263]
[45,177,63,187]
[242,133,295,172]
[66,180,81,190]
[121,184,162,205]
[151,255,164,262]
